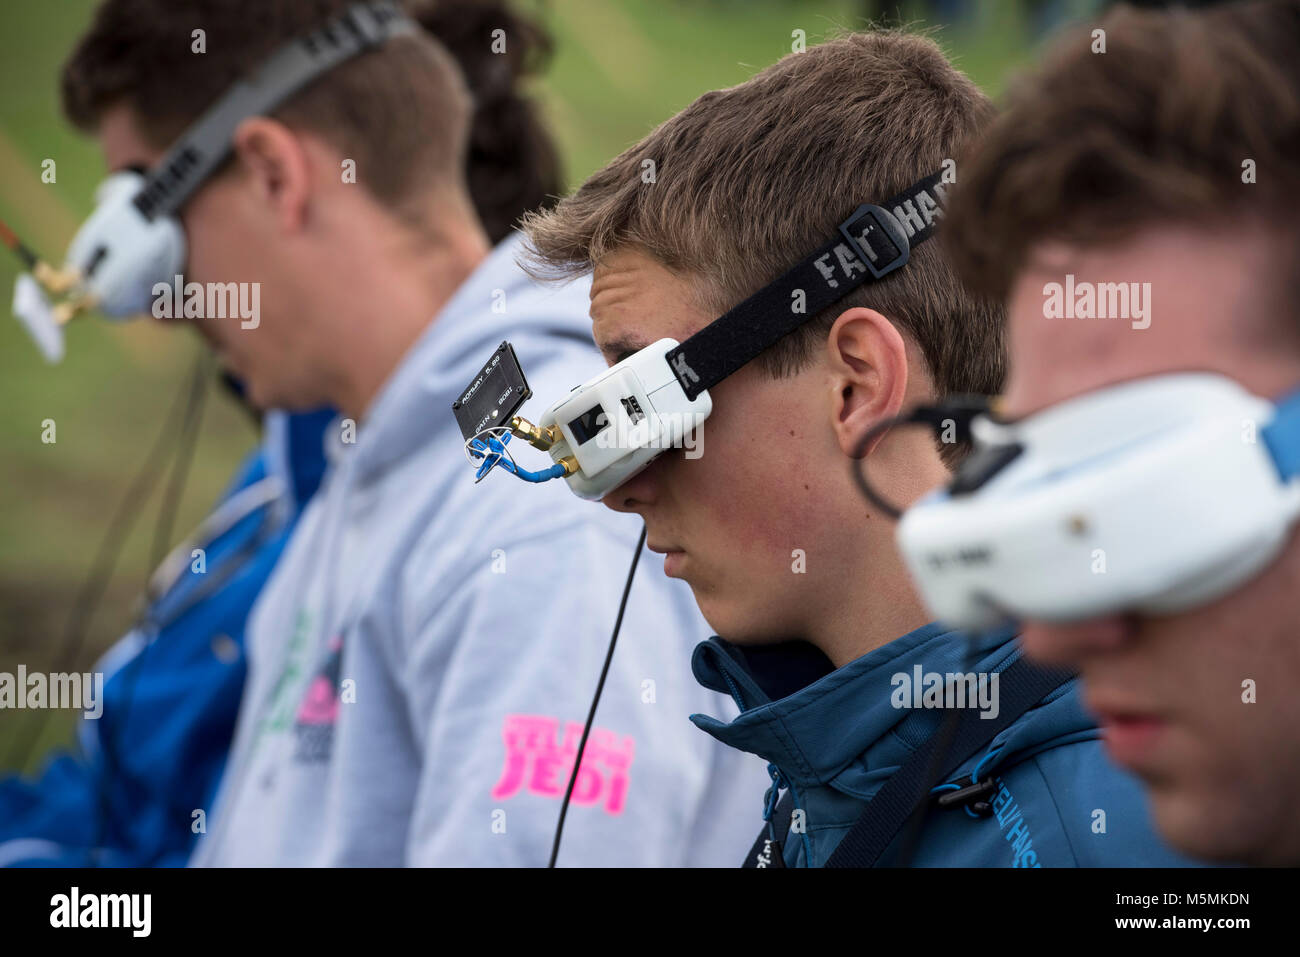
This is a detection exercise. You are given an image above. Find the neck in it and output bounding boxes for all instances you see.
[814,548,933,669]
[807,434,952,668]
[318,207,490,420]
[804,464,941,668]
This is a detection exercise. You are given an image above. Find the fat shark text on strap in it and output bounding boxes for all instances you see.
[665,170,949,401]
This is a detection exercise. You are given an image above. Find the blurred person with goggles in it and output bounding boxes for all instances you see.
[900,0,1300,866]
[0,0,601,868]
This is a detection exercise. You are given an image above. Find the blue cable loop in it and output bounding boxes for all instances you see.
[469,432,566,484]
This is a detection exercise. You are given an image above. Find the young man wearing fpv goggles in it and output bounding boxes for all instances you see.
[913,0,1300,867]
[519,29,1199,867]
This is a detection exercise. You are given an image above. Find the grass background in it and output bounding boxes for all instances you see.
[0,0,1077,771]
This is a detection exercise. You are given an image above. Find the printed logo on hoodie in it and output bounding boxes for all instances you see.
[990,776,1041,868]
[491,714,635,815]
[294,634,343,763]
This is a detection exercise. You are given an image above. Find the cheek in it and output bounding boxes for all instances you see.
[1004,305,1069,411]
[1129,546,1300,782]
[1187,566,1300,744]
[179,216,235,286]
[178,223,207,280]
[676,391,824,557]
[1004,293,1124,411]
[181,183,258,279]
[662,446,756,546]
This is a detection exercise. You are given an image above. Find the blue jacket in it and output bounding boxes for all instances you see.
[691,622,1202,867]
[0,409,332,867]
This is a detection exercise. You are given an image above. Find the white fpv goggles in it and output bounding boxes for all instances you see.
[9,1,416,362]
[893,373,1300,631]
[534,338,713,500]
[459,171,952,499]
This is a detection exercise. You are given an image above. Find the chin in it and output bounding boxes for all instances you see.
[240,377,275,412]
[1147,780,1279,865]
[242,372,317,414]
[692,589,795,645]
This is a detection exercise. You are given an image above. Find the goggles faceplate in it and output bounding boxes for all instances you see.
[538,338,712,500]
[65,170,188,319]
[897,374,1300,630]
[9,2,414,361]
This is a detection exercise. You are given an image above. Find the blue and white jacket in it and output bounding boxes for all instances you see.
[0,409,332,867]
[691,622,1204,867]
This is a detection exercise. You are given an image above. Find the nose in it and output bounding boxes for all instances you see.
[1018,615,1134,667]
[600,455,664,514]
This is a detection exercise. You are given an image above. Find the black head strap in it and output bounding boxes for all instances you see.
[664,171,948,400]
[133,1,417,221]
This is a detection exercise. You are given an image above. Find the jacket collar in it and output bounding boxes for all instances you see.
[690,622,1020,787]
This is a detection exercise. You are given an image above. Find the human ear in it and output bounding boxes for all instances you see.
[229,116,312,233]
[826,306,910,459]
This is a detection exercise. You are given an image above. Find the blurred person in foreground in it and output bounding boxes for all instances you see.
[937,0,1300,866]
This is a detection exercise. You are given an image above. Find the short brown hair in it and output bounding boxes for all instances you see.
[62,0,561,236]
[943,0,1300,305]
[522,31,1004,421]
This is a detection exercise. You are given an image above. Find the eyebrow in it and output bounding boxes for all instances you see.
[600,335,649,365]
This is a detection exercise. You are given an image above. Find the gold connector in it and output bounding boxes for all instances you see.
[32,261,82,296]
[558,455,579,476]
[53,293,96,326]
[510,415,561,451]
[29,261,93,324]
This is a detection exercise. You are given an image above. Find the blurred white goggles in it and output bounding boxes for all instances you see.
[896,373,1300,631]
[10,2,415,362]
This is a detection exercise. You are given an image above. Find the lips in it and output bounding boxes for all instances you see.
[1086,694,1169,768]
[646,540,685,577]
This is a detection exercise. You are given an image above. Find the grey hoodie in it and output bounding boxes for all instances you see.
[192,234,769,866]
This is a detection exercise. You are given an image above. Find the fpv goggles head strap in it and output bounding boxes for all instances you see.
[664,170,947,400]
[132,1,417,223]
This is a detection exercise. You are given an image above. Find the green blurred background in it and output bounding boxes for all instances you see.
[0,0,1092,771]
